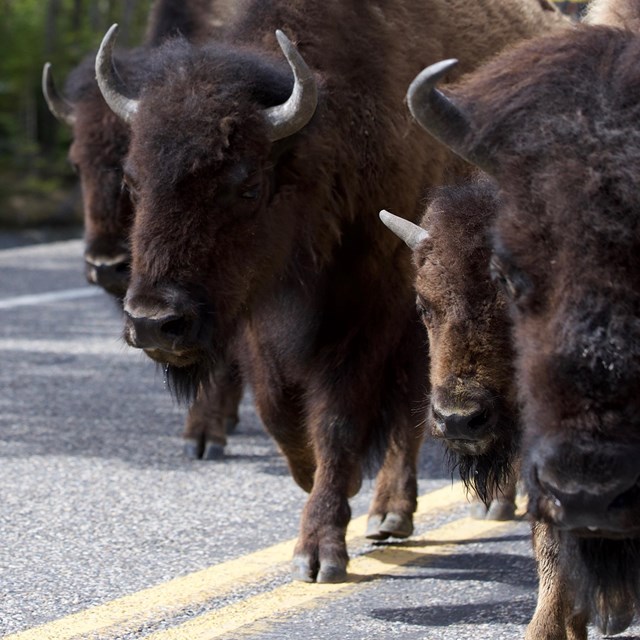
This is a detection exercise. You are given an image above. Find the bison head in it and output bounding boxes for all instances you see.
[43,58,135,299]
[380,178,518,505]
[95,25,318,398]
[406,28,640,537]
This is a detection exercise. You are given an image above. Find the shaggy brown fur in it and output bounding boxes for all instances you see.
[110,0,567,583]
[415,23,640,638]
[411,177,518,514]
[48,0,242,457]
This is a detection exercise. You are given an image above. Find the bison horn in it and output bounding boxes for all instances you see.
[262,30,318,142]
[407,59,494,174]
[95,24,139,124]
[379,210,429,250]
[42,63,76,126]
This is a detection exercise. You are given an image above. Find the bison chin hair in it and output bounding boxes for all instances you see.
[565,534,640,635]
[445,436,516,507]
[163,355,216,405]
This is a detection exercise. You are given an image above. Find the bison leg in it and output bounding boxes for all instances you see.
[182,362,243,460]
[525,522,589,640]
[291,413,366,584]
[366,422,421,541]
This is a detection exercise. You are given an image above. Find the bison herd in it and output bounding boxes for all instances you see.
[41,0,640,637]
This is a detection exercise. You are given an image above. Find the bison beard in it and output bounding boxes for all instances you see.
[444,426,516,507]
[563,534,640,635]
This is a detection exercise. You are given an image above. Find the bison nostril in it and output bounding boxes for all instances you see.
[114,261,130,274]
[609,479,640,511]
[468,408,491,431]
[160,317,187,339]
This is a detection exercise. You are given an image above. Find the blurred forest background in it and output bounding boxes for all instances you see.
[0,0,586,235]
[0,0,151,231]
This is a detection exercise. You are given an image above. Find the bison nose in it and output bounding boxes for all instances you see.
[535,462,640,533]
[124,309,198,351]
[85,254,130,297]
[432,402,494,441]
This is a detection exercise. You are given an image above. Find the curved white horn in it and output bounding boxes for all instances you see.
[262,30,318,142]
[42,63,76,126]
[379,210,429,250]
[95,24,139,124]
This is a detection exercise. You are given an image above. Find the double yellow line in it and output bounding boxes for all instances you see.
[5,483,525,640]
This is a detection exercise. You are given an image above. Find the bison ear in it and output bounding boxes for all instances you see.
[379,210,430,250]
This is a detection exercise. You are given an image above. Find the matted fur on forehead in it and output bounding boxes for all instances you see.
[456,26,640,182]
[128,37,296,186]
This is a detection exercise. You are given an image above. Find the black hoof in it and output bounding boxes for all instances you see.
[485,499,516,521]
[291,554,317,583]
[202,442,225,460]
[317,562,347,583]
[378,512,413,539]
[183,438,203,460]
[365,514,390,541]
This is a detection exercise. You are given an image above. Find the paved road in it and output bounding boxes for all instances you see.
[0,238,637,639]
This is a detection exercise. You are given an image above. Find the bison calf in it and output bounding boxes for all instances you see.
[380,177,519,520]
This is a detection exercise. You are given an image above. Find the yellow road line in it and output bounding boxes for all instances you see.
[145,509,524,640]
[4,483,469,640]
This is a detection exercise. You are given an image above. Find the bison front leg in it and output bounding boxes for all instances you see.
[291,416,364,584]
[525,522,588,640]
[183,363,243,460]
[366,423,421,540]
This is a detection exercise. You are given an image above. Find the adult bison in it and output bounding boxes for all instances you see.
[380,177,519,521]
[95,0,567,583]
[407,23,640,638]
[42,0,243,459]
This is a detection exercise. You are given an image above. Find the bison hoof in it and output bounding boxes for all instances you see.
[224,416,239,435]
[183,438,202,460]
[485,499,516,521]
[598,608,634,636]
[317,562,348,584]
[365,512,413,540]
[469,501,489,520]
[290,555,347,583]
[202,442,225,460]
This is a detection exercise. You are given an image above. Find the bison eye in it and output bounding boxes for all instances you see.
[240,184,261,200]
[489,254,528,303]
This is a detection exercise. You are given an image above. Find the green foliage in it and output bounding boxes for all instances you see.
[0,0,151,227]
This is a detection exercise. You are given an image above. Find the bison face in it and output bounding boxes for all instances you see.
[492,202,640,538]
[43,63,133,299]
[94,29,318,398]
[416,223,517,504]
[70,109,134,299]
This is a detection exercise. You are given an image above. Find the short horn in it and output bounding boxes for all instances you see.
[42,63,76,126]
[407,59,494,174]
[95,24,139,124]
[262,30,318,142]
[379,210,429,250]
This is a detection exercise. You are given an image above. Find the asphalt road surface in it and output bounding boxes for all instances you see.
[1,237,638,640]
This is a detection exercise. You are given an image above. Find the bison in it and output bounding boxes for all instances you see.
[406,22,640,639]
[380,177,519,521]
[42,0,243,459]
[95,0,568,583]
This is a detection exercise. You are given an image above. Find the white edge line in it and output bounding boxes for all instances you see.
[0,288,103,310]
